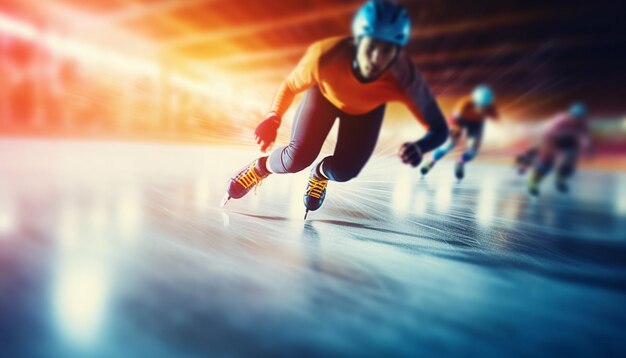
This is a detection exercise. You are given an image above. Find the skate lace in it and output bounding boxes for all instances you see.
[236,164,264,190]
[307,176,328,199]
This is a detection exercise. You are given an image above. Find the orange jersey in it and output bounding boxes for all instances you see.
[452,96,499,123]
[270,36,442,130]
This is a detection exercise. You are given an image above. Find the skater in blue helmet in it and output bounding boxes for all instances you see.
[420,85,499,179]
[221,0,448,218]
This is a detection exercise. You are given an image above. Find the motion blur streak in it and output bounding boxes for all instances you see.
[0,1,624,355]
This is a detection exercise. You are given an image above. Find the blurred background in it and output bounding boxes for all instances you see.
[1,1,626,356]
[0,0,624,164]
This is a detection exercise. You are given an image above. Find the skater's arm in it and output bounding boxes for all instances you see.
[487,105,499,121]
[396,61,448,153]
[269,43,320,118]
[451,97,472,120]
[404,96,448,153]
[545,114,567,136]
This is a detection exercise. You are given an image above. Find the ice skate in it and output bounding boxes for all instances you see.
[420,160,435,176]
[303,166,329,219]
[515,155,529,175]
[221,157,270,207]
[455,161,465,180]
[556,177,569,193]
[528,176,540,196]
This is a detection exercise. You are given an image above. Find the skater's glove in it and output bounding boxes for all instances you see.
[399,142,423,167]
[448,116,462,137]
[255,112,281,152]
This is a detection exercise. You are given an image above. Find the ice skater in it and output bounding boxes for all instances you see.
[420,85,499,180]
[222,0,448,218]
[524,102,592,196]
[515,147,539,175]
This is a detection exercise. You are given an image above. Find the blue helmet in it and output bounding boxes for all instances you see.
[569,102,587,118]
[472,85,495,107]
[352,0,411,47]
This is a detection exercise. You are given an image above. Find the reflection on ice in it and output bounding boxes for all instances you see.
[616,174,626,216]
[52,256,110,347]
[434,180,452,213]
[58,203,80,248]
[0,191,16,236]
[412,189,428,216]
[391,170,412,217]
[477,176,497,225]
[115,186,142,242]
[0,140,624,356]
[221,211,230,228]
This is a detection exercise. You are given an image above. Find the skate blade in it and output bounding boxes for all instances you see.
[220,194,231,207]
[303,210,309,220]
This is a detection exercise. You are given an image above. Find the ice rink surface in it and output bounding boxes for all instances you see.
[0,139,625,357]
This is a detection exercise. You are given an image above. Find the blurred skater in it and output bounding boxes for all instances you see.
[420,85,499,180]
[527,102,592,196]
[515,146,539,175]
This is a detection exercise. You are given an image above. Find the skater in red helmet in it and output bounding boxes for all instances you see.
[222,0,448,218]
[526,102,592,196]
[420,85,499,180]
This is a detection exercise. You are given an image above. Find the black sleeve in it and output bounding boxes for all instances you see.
[395,57,449,153]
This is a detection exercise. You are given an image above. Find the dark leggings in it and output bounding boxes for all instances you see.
[433,119,484,162]
[535,136,579,177]
[268,86,385,182]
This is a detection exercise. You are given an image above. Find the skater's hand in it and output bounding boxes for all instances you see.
[255,113,281,152]
[449,124,462,137]
[398,142,423,167]
[448,116,462,136]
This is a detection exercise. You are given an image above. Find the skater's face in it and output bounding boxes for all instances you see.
[355,36,399,80]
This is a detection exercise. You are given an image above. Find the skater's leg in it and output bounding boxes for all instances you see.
[434,124,462,161]
[529,143,555,195]
[516,146,538,175]
[558,150,578,178]
[421,128,461,175]
[302,104,385,216]
[460,122,484,163]
[224,86,337,203]
[454,122,484,179]
[318,105,386,182]
[433,138,457,161]
[267,86,338,174]
[555,148,578,192]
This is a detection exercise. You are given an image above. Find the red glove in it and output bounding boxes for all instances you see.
[398,142,423,167]
[255,113,281,152]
